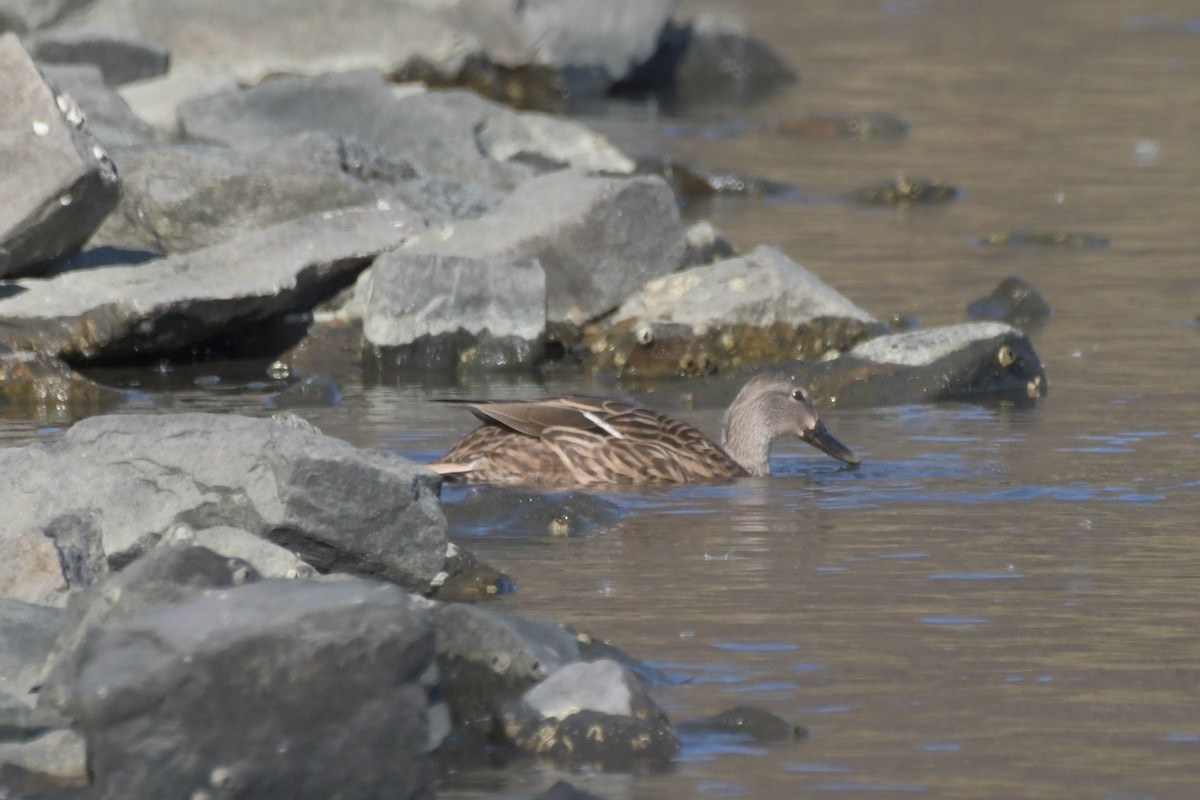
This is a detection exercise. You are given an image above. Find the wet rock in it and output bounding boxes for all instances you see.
[37,63,162,153]
[616,13,798,108]
[973,229,1110,248]
[92,136,379,255]
[0,205,426,364]
[0,350,126,422]
[362,253,546,370]
[799,322,1048,408]
[434,603,581,729]
[0,727,88,792]
[643,155,796,202]
[0,599,63,705]
[500,659,678,769]
[63,578,436,800]
[431,544,517,602]
[966,276,1053,328]
[363,171,686,327]
[0,412,448,589]
[158,524,318,580]
[770,113,910,142]
[444,486,624,539]
[575,632,677,688]
[29,0,171,86]
[591,245,880,377]
[675,705,805,743]
[179,73,632,196]
[0,33,120,277]
[850,174,960,206]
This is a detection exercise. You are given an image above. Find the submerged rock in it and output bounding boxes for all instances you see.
[850,174,960,206]
[966,276,1053,328]
[770,113,910,142]
[0,350,126,422]
[675,705,805,742]
[444,486,624,539]
[973,229,1110,248]
[641,156,796,202]
[0,33,120,277]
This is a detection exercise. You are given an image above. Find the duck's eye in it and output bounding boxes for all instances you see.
[791,389,806,402]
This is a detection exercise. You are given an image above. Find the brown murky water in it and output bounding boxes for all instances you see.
[5,1,1200,797]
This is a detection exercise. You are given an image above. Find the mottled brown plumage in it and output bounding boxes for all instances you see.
[428,373,860,487]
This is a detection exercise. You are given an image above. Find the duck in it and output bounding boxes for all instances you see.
[427,372,859,487]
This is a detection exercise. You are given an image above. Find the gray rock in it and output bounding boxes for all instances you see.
[434,603,581,728]
[65,578,436,800]
[966,276,1052,328]
[797,322,1049,408]
[610,244,877,331]
[0,412,448,588]
[160,524,317,580]
[0,205,426,362]
[0,599,63,704]
[0,727,88,790]
[387,171,686,325]
[0,526,70,607]
[179,74,633,195]
[501,658,678,768]
[0,32,120,277]
[0,349,127,426]
[36,62,161,152]
[29,0,170,86]
[362,252,546,367]
[669,13,798,106]
[0,0,92,35]
[91,137,379,254]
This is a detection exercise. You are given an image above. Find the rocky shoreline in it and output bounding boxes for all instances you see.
[0,1,1051,797]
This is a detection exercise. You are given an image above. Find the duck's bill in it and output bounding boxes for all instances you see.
[802,422,861,466]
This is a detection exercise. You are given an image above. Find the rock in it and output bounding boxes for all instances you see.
[683,220,736,267]
[850,174,960,206]
[0,0,91,35]
[532,781,608,800]
[615,13,798,108]
[770,113,910,142]
[63,578,436,800]
[362,252,546,370]
[444,486,624,539]
[973,229,1110,248]
[590,245,881,377]
[0,727,88,791]
[29,0,171,86]
[0,412,448,589]
[179,73,633,195]
[377,171,686,326]
[643,155,796,202]
[798,322,1049,407]
[92,137,379,255]
[0,599,63,704]
[0,32,120,277]
[501,659,678,768]
[434,603,581,729]
[0,350,127,423]
[432,543,517,602]
[267,374,342,409]
[36,63,162,153]
[0,527,71,607]
[0,205,427,363]
[966,276,1053,327]
[159,524,318,580]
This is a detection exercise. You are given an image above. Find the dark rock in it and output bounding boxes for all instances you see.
[683,220,736,267]
[0,205,426,364]
[850,174,961,206]
[267,374,342,409]
[973,229,1110,248]
[0,599,63,705]
[369,171,686,326]
[966,276,1053,328]
[431,543,517,602]
[36,63,162,152]
[434,603,581,729]
[799,322,1048,408]
[362,252,546,370]
[532,780,608,800]
[64,578,437,800]
[178,73,632,196]
[91,136,379,254]
[642,155,796,202]
[158,524,318,579]
[42,512,108,590]
[675,705,804,743]
[500,659,678,769]
[0,350,127,422]
[0,32,120,277]
[0,412,448,589]
[615,13,798,108]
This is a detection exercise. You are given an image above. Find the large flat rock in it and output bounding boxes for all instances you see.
[0,205,426,363]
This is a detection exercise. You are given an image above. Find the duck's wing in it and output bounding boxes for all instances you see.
[438,396,638,438]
